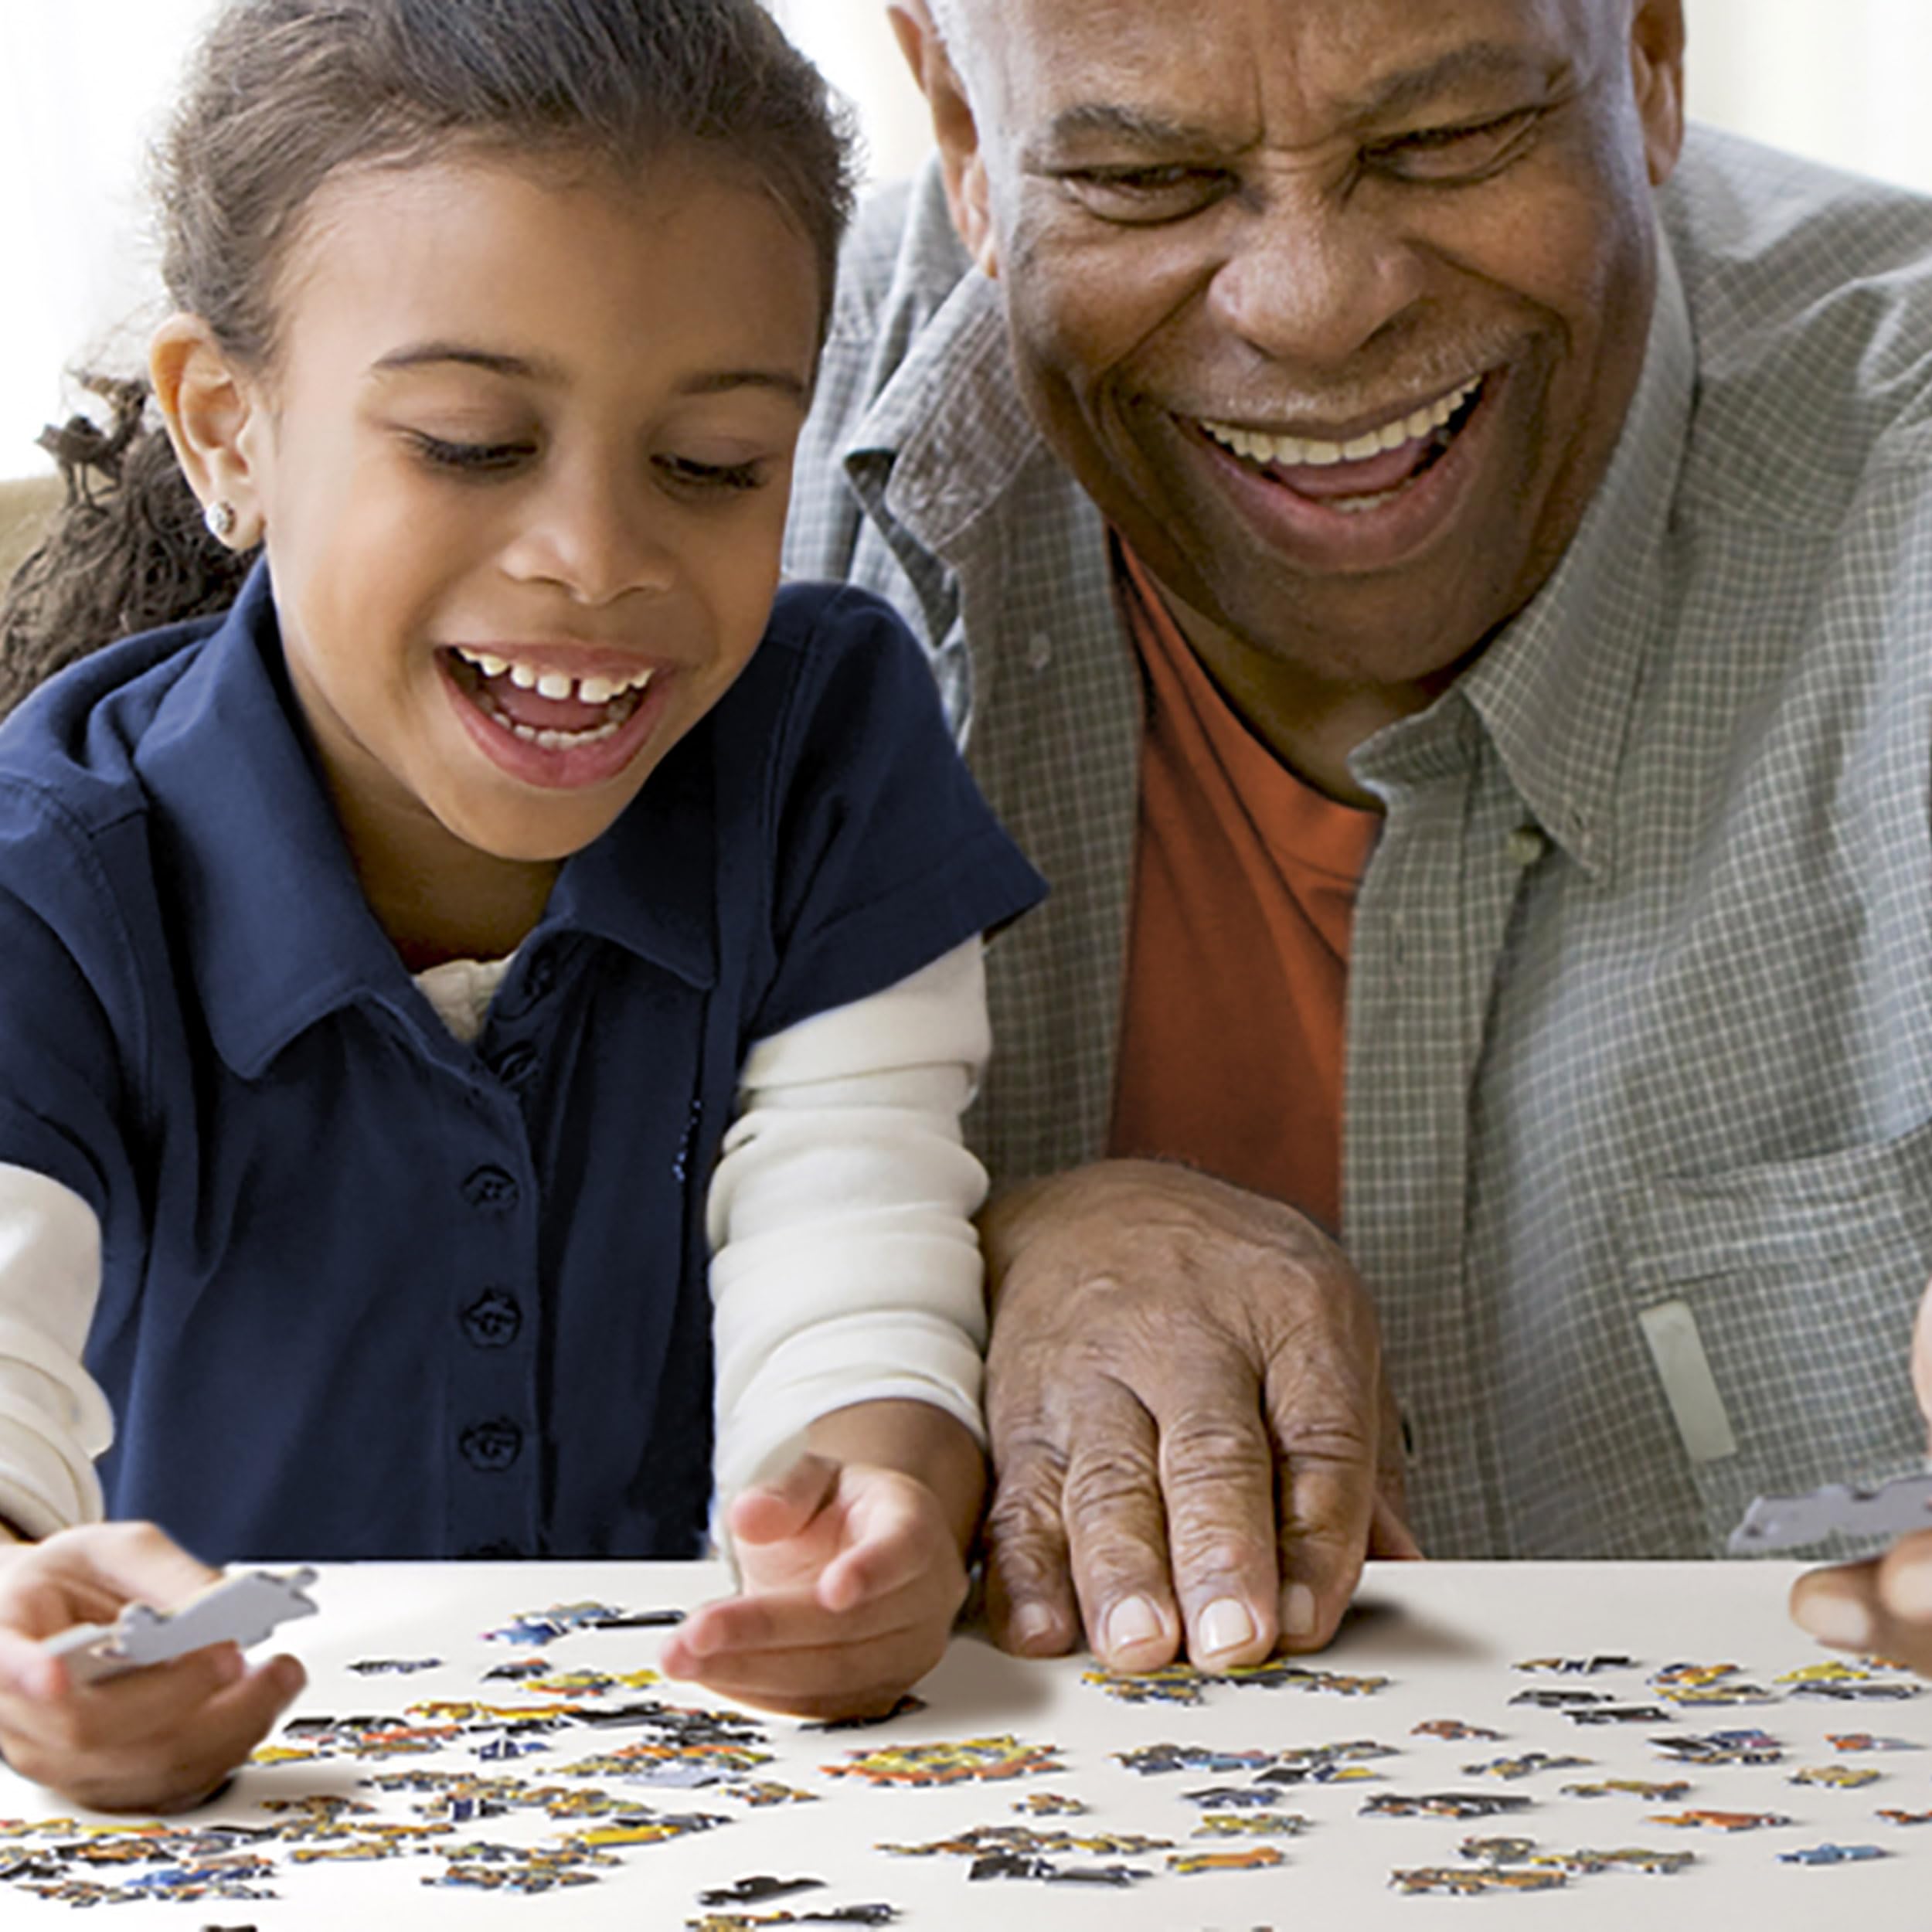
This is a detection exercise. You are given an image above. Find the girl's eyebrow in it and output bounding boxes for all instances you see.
[371,342,551,379]
[370,340,807,403]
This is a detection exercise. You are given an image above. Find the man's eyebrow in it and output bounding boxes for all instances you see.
[369,342,807,403]
[1032,44,1567,157]
[1036,102,1227,156]
[1349,44,1570,125]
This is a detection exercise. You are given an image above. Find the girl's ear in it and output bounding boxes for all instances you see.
[149,315,269,548]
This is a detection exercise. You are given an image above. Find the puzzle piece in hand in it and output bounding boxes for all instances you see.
[1727,1472,1932,1553]
[43,1567,319,1685]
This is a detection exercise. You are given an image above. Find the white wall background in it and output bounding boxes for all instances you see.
[5,0,1932,478]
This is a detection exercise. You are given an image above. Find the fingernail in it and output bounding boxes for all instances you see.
[1792,1589,1874,1651]
[1886,1557,1932,1624]
[1198,1597,1257,1661]
[1009,1603,1060,1651]
[1283,1583,1318,1641]
[1104,1595,1163,1655]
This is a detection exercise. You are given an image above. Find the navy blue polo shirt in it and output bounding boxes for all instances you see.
[0,566,1043,1563]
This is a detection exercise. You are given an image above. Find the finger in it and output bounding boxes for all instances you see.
[0,1638,248,1760]
[1055,1379,1184,1671]
[0,1650,304,1815]
[1155,1394,1281,1670]
[1368,1493,1425,1560]
[671,1563,963,1664]
[816,1488,938,1614]
[38,1520,221,1611]
[1263,1328,1381,1652]
[1790,1539,1932,1676]
[981,1420,1080,1658]
[1914,1280,1932,1434]
[730,1454,842,1549]
[683,1618,949,1716]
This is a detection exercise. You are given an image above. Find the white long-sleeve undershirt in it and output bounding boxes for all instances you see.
[0,938,991,1541]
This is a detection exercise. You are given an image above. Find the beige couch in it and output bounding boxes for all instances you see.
[0,474,60,590]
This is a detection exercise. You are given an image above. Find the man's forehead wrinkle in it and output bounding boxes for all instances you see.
[1030,101,1254,162]
[1344,43,1575,125]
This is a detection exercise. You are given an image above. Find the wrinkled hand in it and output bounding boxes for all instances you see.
[0,1521,305,1812]
[981,1160,1417,1674]
[1790,1282,1932,1668]
[661,1454,968,1719]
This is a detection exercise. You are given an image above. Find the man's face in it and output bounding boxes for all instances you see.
[942,0,1684,688]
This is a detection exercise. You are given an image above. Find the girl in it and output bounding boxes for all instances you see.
[0,0,1041,1811]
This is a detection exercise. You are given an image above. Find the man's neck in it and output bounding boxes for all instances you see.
[1161,590,1460,808]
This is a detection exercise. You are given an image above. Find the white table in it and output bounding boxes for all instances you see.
[1,1559,1926,1927]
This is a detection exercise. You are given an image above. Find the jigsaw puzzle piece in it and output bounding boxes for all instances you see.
[41,1566,319,1685]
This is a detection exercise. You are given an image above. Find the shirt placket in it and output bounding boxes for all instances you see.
[444,946,555,1558]
[1346,710,1536,1557]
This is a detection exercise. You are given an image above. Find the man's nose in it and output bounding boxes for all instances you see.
[1206,184,1428,372]
[501,462,678,607]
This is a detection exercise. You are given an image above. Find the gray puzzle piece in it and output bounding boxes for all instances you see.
[1728,1474,1932,1554]
[41,1566,319,1684]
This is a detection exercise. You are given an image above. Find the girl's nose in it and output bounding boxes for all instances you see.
[499,464,678,607]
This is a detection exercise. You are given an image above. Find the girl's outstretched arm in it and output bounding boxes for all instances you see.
[659,1397,982,1716]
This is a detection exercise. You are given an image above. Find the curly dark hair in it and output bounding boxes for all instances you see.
[0,0,855,715]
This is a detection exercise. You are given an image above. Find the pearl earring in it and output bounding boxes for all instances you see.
[203,500,238,543]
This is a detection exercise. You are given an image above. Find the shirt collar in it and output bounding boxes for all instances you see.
[841,162,1046,556]
[140,566,716,1080]
[1357,230,1696,880]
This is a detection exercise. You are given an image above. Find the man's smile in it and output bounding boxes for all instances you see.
[1176,368,1506,566]
[1196,375,1485,481]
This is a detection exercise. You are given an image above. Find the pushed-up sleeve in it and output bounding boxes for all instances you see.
[0,784,145,1536]
[706,937,992,1507]
[0,1164,111,1536]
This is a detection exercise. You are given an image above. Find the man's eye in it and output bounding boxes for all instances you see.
[656,455,766,494]
[1060,165,1228,220]
[1373,110,1541,182]
[406,433,536,475]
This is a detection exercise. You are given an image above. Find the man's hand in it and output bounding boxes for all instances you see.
[0,1522,305,1812]
[1790,1282,1932,1667]
[980,1160,1417,1674]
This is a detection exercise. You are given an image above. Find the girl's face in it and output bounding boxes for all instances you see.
[203,148,820,923]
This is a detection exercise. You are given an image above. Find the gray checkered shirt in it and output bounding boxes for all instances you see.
[784,127,1932,1560]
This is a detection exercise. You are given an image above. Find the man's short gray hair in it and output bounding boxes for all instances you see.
[924,0,969,62]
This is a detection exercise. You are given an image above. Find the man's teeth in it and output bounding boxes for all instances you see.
[1201,377,1481,470]
[452,648,656,708]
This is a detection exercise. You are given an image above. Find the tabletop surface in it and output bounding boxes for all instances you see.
[1,1558,1927,1927]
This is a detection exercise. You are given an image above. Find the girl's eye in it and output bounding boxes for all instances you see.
[656,455,766,493]
[406,432,536,475]
[1372,110,1542,183]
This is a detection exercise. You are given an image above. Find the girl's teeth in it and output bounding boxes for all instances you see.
[452,648,658,709]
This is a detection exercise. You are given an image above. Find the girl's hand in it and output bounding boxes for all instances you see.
[660,1453,968,1718]
[0,1521,305,1811]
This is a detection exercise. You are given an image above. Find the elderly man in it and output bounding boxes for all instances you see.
[783,0,1932,1675]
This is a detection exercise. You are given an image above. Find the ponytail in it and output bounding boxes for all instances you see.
[0,378,253,717]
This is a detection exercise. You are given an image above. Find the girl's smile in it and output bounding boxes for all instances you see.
[439,643,674,789]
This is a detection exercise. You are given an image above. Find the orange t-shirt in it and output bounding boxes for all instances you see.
[1107,542,1379,1235]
